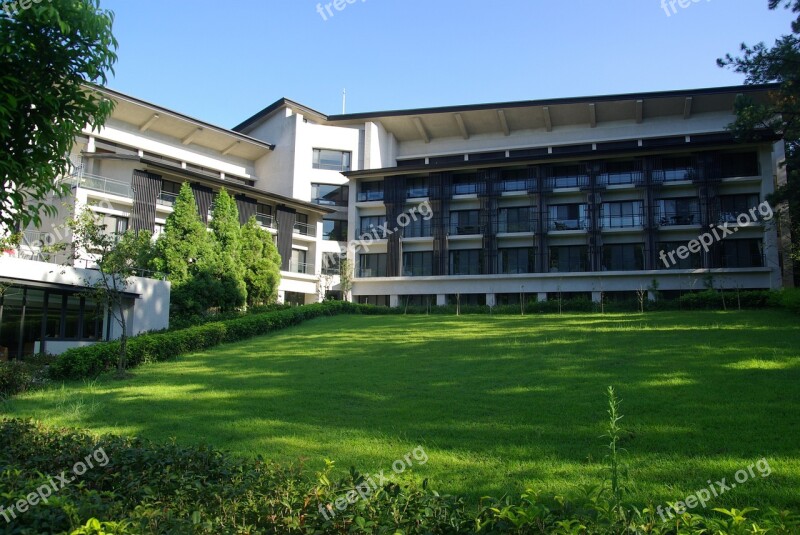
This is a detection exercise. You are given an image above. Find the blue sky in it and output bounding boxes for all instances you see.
[99,0,794,129]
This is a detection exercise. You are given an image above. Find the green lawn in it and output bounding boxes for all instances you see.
[3,310,800,511]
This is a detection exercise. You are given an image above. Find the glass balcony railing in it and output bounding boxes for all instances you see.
[449,223,482,236]
[497,221,537,233]
[658,211,701,226]
[68,172,133,198]
[357,191,384,202]
[293,221,317,237]
[157,191,178,206]
[600,215,643,229]
[288,261,314,275]
[548,218,588,231]
[256,213,275,229]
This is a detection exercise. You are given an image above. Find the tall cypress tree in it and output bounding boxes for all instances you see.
[207,188,247,311]
[240,216,282,307]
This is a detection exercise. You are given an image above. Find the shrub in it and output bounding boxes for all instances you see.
[0,359,50,398]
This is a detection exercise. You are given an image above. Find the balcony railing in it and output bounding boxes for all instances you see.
[402,225,433,238]
[548,175,589,189]
[357,191,384,202]
[256,213,275,229]
[288,261,314,275]
[358,268,386,278]
[497,221,537,233]
[548,218,588,231]
[653,168,696,182]
[498,179,530,193]
[600,215,644,229]
[658,211,701,226]
[157,191,178,206]
[448,223,482,236]
[452,183,479,195]
[293,221,317,237]
[67,172,133,198]
[406,187,429,199]
[597,172,641,186]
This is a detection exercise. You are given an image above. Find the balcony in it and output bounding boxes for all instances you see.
[654,168,696,183]
[293,221,317,237]
[497,221,537,234]
[406,187,429,199]
[452,182,479,196]
[358,268,387,278]
[402,225,433,238]
[157,191,178,206]
[601,215,643,229]
[68,172,133,198]
[256,213,275,229]
[357,191,384,202]
[548,175,589,189]
[548,218,588,231]
[288,261,314,275]
[658,211,701,226]
[498,179,530,193]
[449,223,482,236]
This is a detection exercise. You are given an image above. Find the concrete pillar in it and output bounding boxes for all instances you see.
[592,291,603,303]
[436,294,447,306]
[537,292,548,302]
[486,293,496,307]
[389,295,400,308]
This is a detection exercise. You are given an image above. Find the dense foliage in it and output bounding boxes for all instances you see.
[0,0,117,232]
[718,0,800,279]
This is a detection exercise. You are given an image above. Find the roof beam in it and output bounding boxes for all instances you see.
[412,117,430,143]
[182,127,204,146]
[497,110,511,136]
[542,107,552,132]
[589,103,597,128]
[139,113,160,132]
[683,97,693,119]
[222,140,241,156]
[635,100,644,124]
[454,113,470,140]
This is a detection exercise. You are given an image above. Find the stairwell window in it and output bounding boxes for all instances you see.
[313,149,351,172]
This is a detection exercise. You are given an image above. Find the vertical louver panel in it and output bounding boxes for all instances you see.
[131,170,162,234]
[276,207,297,271]
[191,184,214,224]
[384,176,406,278]
[236,195,258,225]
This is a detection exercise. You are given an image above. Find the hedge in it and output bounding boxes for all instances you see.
[48,301,367,381]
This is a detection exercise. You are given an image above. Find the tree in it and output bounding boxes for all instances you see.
[1,0,117,233]
[240,217,281,307]
[339,258,354,302]
[718,0,800,274]
[206,188,246,311]
[68,209,151,377]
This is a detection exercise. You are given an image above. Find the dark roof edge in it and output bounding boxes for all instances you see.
[89,84,276,151]
[326,83,781,122]
[232,98,329,133]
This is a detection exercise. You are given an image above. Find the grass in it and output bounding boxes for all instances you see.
[2,310,800,511]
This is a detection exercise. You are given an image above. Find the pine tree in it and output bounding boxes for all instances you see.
[240,216,282,307]
[207,188,246,311]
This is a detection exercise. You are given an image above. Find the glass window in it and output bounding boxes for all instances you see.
[403,215,432,238]
[313,149,351,172]
[549,204,588,231]
[358,181,384,202]
[0,288,24,359]
[450,210,480,235]
[718,194,761,222]
[359,216,387,238]
[322,253,342,276]
[322,219,348,241]
[551,165,588,188]
[603,244,644,271]
[717,152,759,178]
[657,156,695,182]
[82,296,104,341]
[498,207,534,233]
[452,174,478,195]
[359,254,387,277]
[599,160,641,185]
[312,183,349,206]
[64,295,82,339]
[499,248,536,274]
[45,292,63,338]
[290,249,309,274]
[402,251,433,276]
[406,177,429,199]
[657,198,700,226]
[601,201,643,228]
[658,241,702,269]
[549,246,587,272]
[721,239,763,268]
[450,249,482,275]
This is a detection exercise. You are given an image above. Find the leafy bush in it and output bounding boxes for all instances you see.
[0,357,52,398]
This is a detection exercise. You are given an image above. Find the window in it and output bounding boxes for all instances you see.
[313,149,351,172]
[656,156,695,182]
[549,246,587,272]
[599,160,641,185]
[657,198,700,226]
[498,207,534,233]
[293,213,315,237]
[718,194,761,223]
[322,252,342,276]
[406,177,429,199]
[322,219,348,241]
[658,241,702,269]
[548,204,588,231]
[450,249,482,275]
[359,253,387,277]
[499,248,536,274]
[256,203,273,228]
[158,180,181,206]
[720,239,763,268]
[452,174,478,195]
[312,183,349,206]
[718,152,759,178]
[358,181,384,202]
[450,210,480,235]
[402,251,433,276]
[603,244,644,271]
[601,201,643,228]
[359,216,387,238]
[550,164,588,188]
[290,249,310,274]
[403,215,432,238]
[500,169,530,193]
